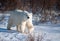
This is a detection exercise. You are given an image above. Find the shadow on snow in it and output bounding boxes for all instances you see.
[0,28,18,33]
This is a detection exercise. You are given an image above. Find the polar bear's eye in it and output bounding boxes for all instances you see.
[27,15,29,19]
[25,14,29,19]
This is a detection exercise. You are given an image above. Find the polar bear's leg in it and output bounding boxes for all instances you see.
[21,22,26,33]
[7,22,13,30]
[28,25,34,33]
[7,19,13,30]
[26,22,34,33]
[17,25,21,32]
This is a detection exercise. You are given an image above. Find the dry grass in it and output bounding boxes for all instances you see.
[26,33,45,41]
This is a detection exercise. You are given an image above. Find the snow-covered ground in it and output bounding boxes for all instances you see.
[0,12,60,41]
[0,23,60,41]
[34,25,60,41]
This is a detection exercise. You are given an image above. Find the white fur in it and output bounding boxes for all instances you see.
[7,10,34,34]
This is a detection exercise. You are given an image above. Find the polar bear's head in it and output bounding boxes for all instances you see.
[24,10,33,23]
[24,10,32,19]
[16,9,32,21]
[22,12,30,21]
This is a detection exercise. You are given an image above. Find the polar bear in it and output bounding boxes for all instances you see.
[7,10,34,33]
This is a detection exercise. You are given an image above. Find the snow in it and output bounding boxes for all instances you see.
[0,24,60,41]
[34,25,60,41]
[0,11,60,41]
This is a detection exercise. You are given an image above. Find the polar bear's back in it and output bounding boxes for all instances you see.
[9,11,28,25]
